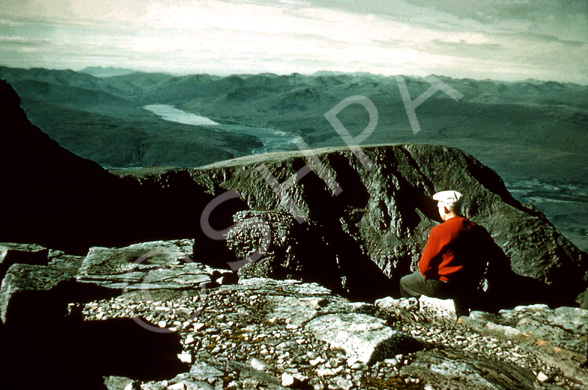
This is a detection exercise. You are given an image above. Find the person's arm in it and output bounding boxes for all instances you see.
[418,226,444,278]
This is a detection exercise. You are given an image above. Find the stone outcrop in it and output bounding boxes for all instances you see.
[2,241,587,389]
[0,242,49,280]
[76,239,219,291]
[0,240,238,326]
[305,313,423,365]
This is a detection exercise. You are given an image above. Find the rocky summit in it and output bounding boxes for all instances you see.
[0,240,587,389]
[1,80,588,389]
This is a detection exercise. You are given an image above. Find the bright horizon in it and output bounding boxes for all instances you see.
[1,0,587,84]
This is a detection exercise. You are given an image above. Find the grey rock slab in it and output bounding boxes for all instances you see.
[76,239,216,290]
[77,239,194,279]
[82,271,147,283]
[376,295,458,323]
[123,281,204,291]
[189,360,224,380]
[401,348,539,390]
[47,250,85,277]
[259,278,350,327]
[510,305,588,355]
[239,277,331,296]
[305,312,423,365]
[375,296,442,324]
[0,242,49,280]
[137,268,211,286]
[0,263,73,324]
[375,296,419,313]
[470,304,588,357]
[462,305,588,387]
[418,296,458,322]
[265,295,326,327]
[553,306,588,333]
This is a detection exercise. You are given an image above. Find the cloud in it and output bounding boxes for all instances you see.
[0,35,50,46]
[0,0,586,83]
[0,0,151,24]
[402,0,588,41]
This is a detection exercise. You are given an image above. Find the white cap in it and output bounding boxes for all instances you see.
[433,190,463,208]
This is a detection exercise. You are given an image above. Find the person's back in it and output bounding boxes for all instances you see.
[400,190,489,315]
[419,215,481,284]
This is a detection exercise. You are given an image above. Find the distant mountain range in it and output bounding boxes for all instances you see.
[2,65,586,181]
[80,66,139,78]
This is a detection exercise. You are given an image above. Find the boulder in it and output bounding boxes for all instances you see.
[0,242,49,280]
[76,240,217,291]
[305,312,423,365]
[375,295,458,324]
[0,263,73,324]
[418,296,458,322]
[400,348,539,390]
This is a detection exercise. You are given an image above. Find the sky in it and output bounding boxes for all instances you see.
[0,0,587,83]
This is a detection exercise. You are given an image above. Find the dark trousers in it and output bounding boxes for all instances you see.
[399,271,453,298]
[399,271,475,316]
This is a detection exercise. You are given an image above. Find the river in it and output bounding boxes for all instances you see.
[144,104,297,154]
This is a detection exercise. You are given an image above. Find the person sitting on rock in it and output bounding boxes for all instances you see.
[399,190,487,316]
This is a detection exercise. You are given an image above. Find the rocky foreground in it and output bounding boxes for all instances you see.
[1,240,587,390]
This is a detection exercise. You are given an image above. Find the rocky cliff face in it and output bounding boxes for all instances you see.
[182,144,587,308]
[1,80,588,389]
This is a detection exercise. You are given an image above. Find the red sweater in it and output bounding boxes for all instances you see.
[419,216,480,282]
